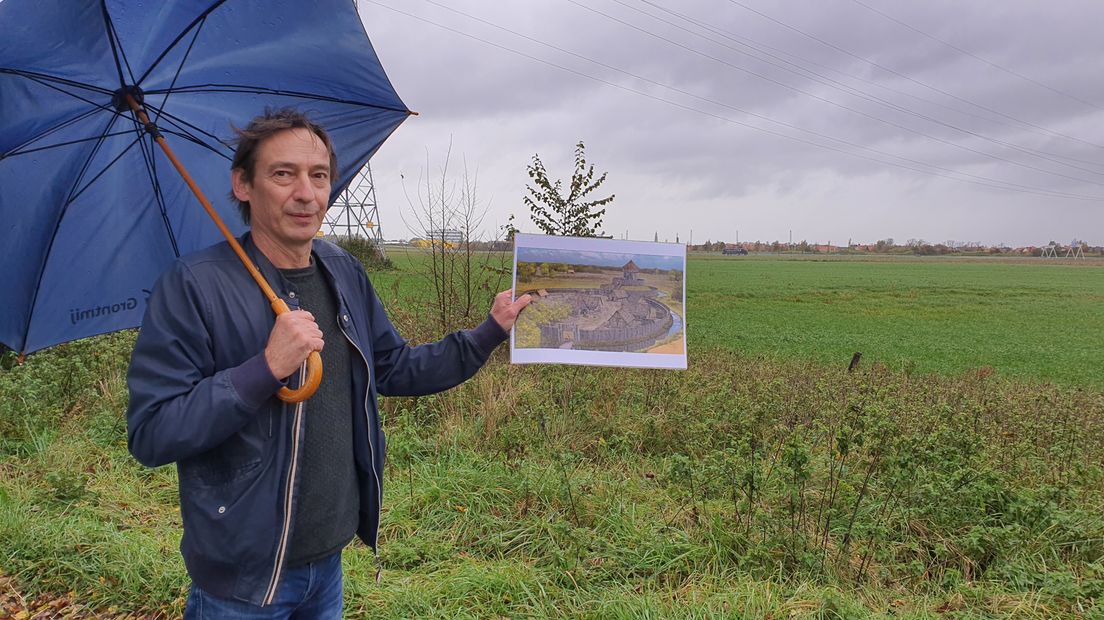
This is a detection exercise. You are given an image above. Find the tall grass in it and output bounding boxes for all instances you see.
[2,333,1101,617]
[1,254,1102,617]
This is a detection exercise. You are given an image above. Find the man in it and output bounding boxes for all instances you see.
[126,108,529,617]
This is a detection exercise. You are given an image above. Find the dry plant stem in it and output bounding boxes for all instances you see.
[399,141,506,337]
[789,467,799,561]
[815,432,834,562]
[538,391,580,526]
[858,486,902,582]
[746,438,759,538]
[838,447,882,562]
[687,449,701,523]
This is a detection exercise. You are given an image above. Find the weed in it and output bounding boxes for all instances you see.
[2,256,1102,617]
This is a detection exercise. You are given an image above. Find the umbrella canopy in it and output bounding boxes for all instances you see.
[0,0,411,355]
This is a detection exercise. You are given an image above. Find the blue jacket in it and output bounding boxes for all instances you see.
[126,234,505,606]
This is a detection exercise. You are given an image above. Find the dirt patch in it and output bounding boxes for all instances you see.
[647,336,685,354]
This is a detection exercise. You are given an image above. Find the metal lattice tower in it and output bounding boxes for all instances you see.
[326,163,383,245]
[1065,239,1085,259]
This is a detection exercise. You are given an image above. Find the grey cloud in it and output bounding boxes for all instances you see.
[360,0,1104,246]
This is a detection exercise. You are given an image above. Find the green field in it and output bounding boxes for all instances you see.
[385,251,1103,388]
[1,251,1102,618]
[688,254,1103,388]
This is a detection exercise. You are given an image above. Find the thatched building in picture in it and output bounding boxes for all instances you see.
[524,261,679,352]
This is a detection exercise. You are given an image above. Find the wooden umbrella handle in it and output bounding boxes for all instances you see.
[126,95,323,403]
[270,299,323,403]
[279,350,323,403]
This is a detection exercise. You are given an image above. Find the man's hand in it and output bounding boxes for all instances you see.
[264,310,324,380]
[490,289,531,332]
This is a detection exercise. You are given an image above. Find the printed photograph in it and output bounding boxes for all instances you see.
[511,233,687,369]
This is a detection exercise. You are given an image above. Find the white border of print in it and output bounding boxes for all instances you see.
[510,233,687,370]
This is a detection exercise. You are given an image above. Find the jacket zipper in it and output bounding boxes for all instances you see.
[337,320,383,579]
[262,362,307,606]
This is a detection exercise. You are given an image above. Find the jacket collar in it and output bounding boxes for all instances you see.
[238,232,286,295]
[238,232,349,312]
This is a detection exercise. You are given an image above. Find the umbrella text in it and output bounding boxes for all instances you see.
[69,298,140,326]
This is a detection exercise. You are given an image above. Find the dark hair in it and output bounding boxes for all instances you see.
[230,108,338,224]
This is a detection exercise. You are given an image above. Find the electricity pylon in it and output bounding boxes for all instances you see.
[326,163,384,248]
[1065,239,1085,259]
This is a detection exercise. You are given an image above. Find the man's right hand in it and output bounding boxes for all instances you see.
[264,310,324,380]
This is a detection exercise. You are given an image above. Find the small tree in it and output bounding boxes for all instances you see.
[501,213,520,242]
[399,141,509,337]
[524,141,614,237]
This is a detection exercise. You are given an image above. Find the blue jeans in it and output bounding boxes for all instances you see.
[183,552,343,619]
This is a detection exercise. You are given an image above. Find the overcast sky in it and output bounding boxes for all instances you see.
[353,0,1104,247]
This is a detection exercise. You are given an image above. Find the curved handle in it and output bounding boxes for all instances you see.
[124,97,324,403]
[270,298,324,403]
[278,350,323,403]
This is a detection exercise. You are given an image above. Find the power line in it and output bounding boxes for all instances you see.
[429,0,1103,186]
[416,0,1104,197]
[565,0,1104,188]
[723,0,1104,152]
[633,0,1091,152]
[360,0,1103,201]
[629,0,1104,174]
[846,0,1104,112]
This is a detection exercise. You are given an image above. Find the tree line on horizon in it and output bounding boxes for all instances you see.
[690,238,1103,256]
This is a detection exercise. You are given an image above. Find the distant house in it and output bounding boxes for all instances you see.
[409,236,456,249]
[622,260,640,281]
[428,228,465,244]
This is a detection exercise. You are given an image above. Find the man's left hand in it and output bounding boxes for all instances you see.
[490,289,531,332]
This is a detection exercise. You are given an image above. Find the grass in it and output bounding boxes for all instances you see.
[1,253,1103,617]
[382,252,1102,387]
[688,254,1103,388]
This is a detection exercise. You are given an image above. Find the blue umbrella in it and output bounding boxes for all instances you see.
[1,0,412,399]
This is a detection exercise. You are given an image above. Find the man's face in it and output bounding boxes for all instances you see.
[232,128,331,261]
